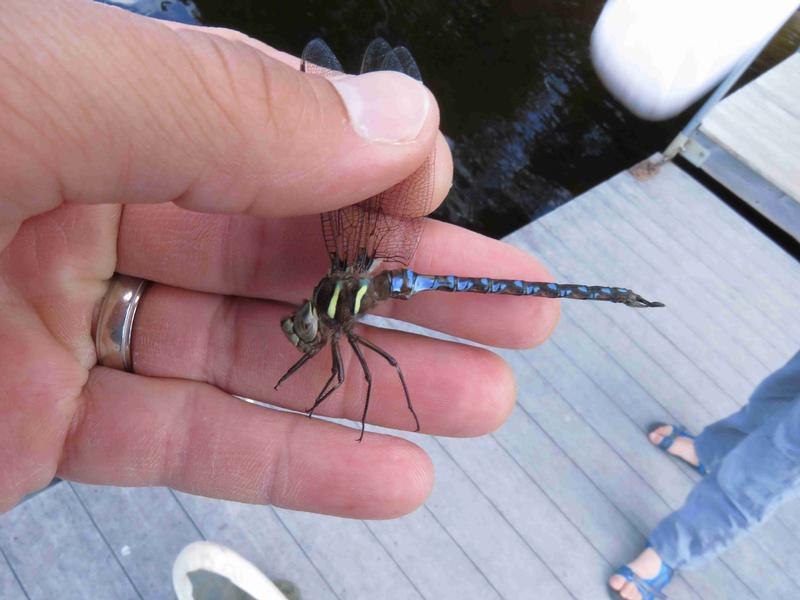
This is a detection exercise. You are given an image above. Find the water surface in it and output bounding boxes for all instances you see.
[106,0,799,238]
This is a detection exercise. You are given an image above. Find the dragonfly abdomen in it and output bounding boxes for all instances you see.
[382,269,664,308]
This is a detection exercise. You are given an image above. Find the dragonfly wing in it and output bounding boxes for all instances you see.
[303,38,436,271]
[360,38,394,73]
[301,38,344,76]
[389,47,423,82]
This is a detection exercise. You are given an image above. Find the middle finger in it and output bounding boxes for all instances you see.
[131,283,516,436]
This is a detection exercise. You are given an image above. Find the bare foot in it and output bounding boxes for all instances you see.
[608,548,665,600]
[649,425,700,468]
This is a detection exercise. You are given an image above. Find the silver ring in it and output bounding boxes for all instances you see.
[95,274,149,372]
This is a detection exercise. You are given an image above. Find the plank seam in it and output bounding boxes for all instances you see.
[433,437,579,600]
[548,192,772,382]
[606,175,800,342]
[167,488,207,541]
[268,507,344,600]
[68,483,144,600]
[523,221,749,410]
[507,402,702,599]
[0,545,30,600]
[360,522,425,600]
[520,353,768,599]
[414,506,504,600]
[600,182,799,353]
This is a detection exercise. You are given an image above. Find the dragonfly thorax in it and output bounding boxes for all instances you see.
[313,274,376,324]
[281,274,379,354]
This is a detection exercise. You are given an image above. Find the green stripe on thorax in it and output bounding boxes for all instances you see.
[353,282,369,314]
[326,281,342,319]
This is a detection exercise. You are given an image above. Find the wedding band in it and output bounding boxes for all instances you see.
[95,274,149,372]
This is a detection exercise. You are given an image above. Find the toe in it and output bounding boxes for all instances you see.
[608,574,625,591]
[621,580,642,600]
[648,424,673,445]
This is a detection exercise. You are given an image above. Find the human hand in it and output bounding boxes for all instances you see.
[0,0,558,517]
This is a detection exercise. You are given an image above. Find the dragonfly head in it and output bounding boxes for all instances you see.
[281,300,322,352]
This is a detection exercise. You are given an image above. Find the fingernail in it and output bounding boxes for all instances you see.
[331,71,430,143]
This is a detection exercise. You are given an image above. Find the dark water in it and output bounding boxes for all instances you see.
[104,0,798,239]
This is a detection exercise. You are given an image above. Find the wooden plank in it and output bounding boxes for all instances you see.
[519,330,695,512]
[608,173,800,346]
[516,226,743,423]
[173,493,338,600]
[695,132,800,244]
[272,508,423,600]
[611,166,800,338]
[557,191,782,378]
[492,401,653,560]
[0,549,27,600]
[597,180,799,358]
[436,431,657,599]
[748,514,800,589]
[365,504,502,599]
[504,352,754,600]
[516,338,799,599]
[773,501,800,553]
[748,53,800,121]
[0,483,139,600]
[516,229,800,594]
[557,308,720,431]
[635,161,800,300]
[541,186,771,389]
[71,484,202,599]
[701,54,800,201]
[408,435,574,599]
[518,222,751,410]
[518,167,800,598]
[505,232,728,428]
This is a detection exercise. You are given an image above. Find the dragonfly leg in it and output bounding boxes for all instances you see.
[307,336,345,417]
[351,334,420,433]
[274,350,316,390]
[347,335,372,442]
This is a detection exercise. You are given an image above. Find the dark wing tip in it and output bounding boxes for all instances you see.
[391,47,422,81]
[361,39,423,82]
[361,37,393,73]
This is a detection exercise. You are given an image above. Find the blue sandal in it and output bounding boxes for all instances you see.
[650,423,707,475]
[611,559,673,600]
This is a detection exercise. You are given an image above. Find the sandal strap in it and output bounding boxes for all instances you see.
[655,425,692,450]
[614,564,671,600]
[653,424,708,475]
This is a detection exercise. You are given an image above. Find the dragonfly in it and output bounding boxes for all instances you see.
[277,38,664,440]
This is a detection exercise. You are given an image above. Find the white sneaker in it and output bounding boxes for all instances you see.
[172,541,294,600]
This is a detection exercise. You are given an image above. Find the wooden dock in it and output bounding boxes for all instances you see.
[684,52,800,242]
[3,159,800,600]
[3,57,800,600]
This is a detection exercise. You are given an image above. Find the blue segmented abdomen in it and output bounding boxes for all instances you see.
[382,269,660,308]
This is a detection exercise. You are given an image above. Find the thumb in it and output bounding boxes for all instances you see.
[0,0,444,223]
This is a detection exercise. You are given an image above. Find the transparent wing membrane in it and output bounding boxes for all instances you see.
[300,38,344,76]
[301,38,436,271]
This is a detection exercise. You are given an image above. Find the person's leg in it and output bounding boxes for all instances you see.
[612,383,800,598]
[696,350,800,472]
[652,395,800,570]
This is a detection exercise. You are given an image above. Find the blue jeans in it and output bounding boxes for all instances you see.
[650,351,800,570]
